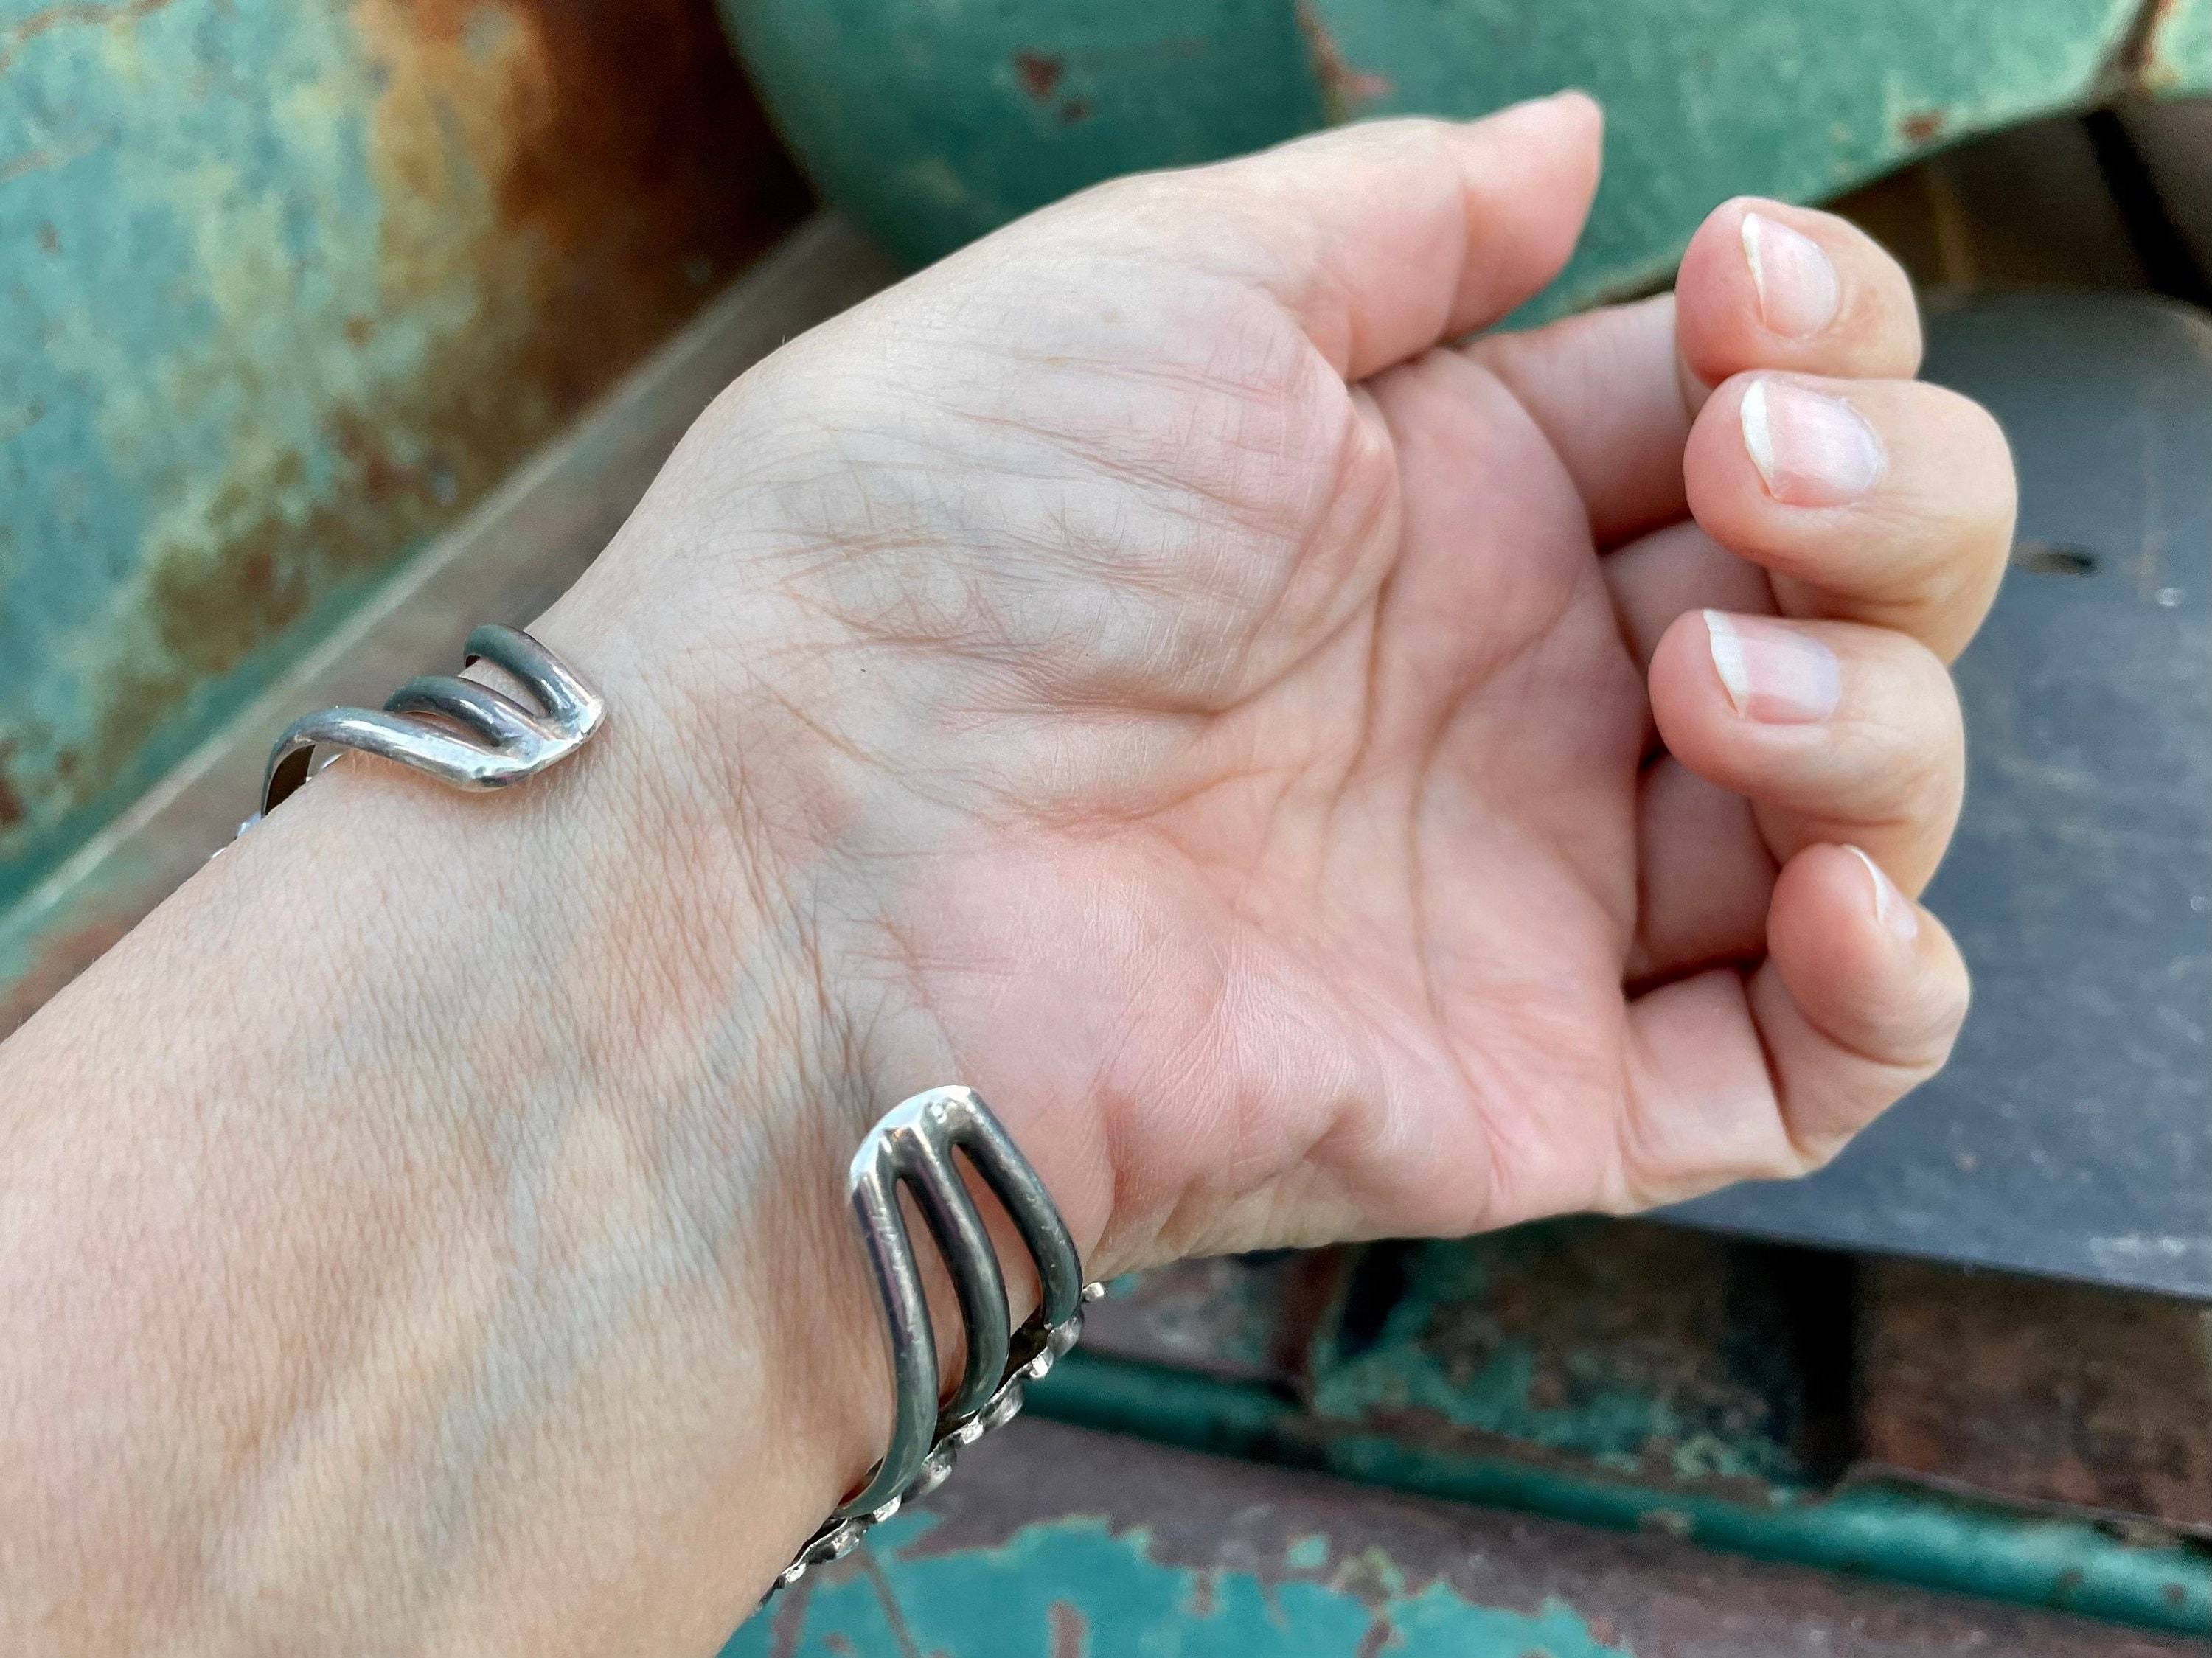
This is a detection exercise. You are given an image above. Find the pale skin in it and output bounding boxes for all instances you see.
[0,96,2011,1654]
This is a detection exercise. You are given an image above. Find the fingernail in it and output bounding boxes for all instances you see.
[1741,377,1885,506]
[1742,212,1840,338]
[1703,610,1840,722]
[1846,845,1921,941]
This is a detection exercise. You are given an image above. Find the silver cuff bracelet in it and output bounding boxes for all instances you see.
[257,624,605,819]
[770,1086,1102,1600]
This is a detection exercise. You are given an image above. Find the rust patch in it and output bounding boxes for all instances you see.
[1046,1599,1088,1658]
[1294,0,1393,123]
[1059,97,1093,126]
[1899,110,1947,143]
[52,0,807,832]
[2121,0,2191,94]
[1012,49,1063,102]
[1859,1258,2212,1533]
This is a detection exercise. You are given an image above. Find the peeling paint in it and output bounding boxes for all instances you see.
[720,1508,1632,1658]
[1295,0,1393,124]
[1308,1223,1819,1497]
[0,0,804,910]
[1029,1351,2212,1634]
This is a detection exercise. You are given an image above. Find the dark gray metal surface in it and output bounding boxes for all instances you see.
[1672,292,2212,1298]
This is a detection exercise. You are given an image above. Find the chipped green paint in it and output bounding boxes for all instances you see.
[1285,1533,1331,1571]
[720,0,2208,315]
[1309,1223,1812,1492]
[718,1507,1632,1658]
[1028,1352,2212,1636]
[2143,0,2212,92]
[0,0,800,918]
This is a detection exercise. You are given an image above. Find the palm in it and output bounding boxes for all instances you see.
[801,254,1658,1258]
[577,100,1983,1270]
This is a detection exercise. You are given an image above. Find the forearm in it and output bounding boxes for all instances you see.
[0,640,881,1656]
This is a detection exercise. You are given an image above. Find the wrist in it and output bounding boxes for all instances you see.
[0,613,892,1649]
[515,589,1127,1512]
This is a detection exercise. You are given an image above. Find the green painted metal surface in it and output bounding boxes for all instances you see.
[0,0,801,920]
[715,1223,2212,1645]
[972,1220,2212,1637]
[1307,1224,1818,1493]
[722,0,2206,313]
[722,1507,1632,1658]
[1027,1352,2212,1637]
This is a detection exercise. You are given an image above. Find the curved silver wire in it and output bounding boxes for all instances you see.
[257,624,605,818]
[769,1087,1102,1600]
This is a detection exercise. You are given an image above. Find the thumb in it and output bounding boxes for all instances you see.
[1083,92,1605,381]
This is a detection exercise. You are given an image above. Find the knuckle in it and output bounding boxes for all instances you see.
[1883,694,1964,823]
[1871,739,1955,834]
[1935,963,1973,1044]
[1899,965,1972,1078]
[1919,384,2014,474]
[1784,1121,1858,1177]
[1900,936,1973,1061]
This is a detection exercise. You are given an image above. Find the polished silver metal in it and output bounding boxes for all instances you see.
[256,624,605,818]
[769,1086,1105,1600]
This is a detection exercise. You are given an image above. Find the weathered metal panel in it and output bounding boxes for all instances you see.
[1858,1259,2212,1535]
[1080,1249,1354,1387]
[720,0,2208,308]
[1090,1230,1840,1494]
[1306,0,2182,310]
[715,2,1327,271]
[1028,1350,2212,1634]
[0,0,806,915]
[0,217,897,1036]
[1305,1223,1830,1499]
[722,1416,2212,1656]
[1033,1220,2212,1632]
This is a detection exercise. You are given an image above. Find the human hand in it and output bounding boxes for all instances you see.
[0,93,2017,1652]
[545,91,2008,1272]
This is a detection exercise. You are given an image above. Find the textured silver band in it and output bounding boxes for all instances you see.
[770,1087,1104,1600]
[257,624,605,818]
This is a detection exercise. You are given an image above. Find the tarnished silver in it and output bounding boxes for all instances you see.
[257,624,604,818]
[769,1086,1105,1600]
